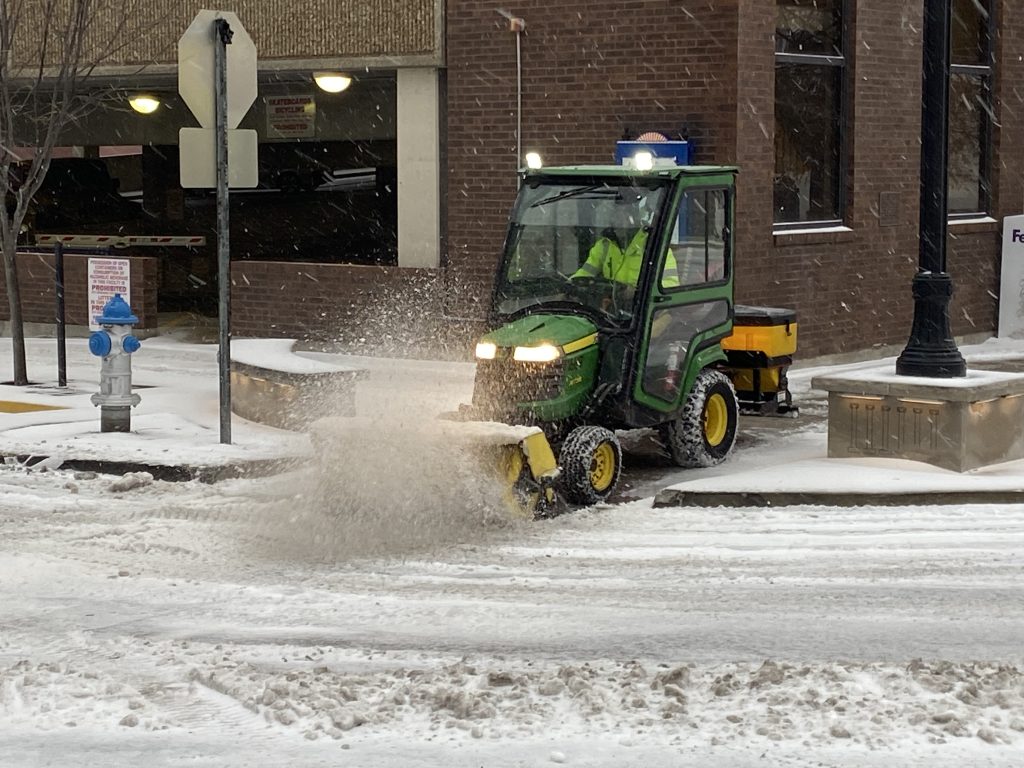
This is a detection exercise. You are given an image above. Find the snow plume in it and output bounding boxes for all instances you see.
[227,307,522,561]
[317,272,457,360]
[248,416,525,562]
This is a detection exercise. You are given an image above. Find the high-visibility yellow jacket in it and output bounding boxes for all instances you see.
[572,230,679,287]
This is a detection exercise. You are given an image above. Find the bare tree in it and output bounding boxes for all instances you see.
[0,0,137,385]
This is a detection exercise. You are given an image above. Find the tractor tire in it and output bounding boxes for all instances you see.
[662,368,739,468]
[558,426,623,506]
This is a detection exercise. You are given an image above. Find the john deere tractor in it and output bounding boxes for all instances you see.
[450,160,797,513]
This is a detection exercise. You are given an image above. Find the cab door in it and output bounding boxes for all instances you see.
[634,182,734,410]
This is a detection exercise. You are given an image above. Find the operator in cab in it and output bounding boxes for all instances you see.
[571,199,680,289]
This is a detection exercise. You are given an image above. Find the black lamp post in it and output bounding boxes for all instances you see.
[895,0,967,378]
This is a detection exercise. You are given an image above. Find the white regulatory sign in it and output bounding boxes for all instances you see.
[998,214,1024,338]
[179,127,259,188]
[266,94,316,139]
[88,258,131,331]
[178,9,257,130]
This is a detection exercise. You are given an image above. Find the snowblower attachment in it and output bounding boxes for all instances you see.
[310,416,561,519]
[438,416,562,518]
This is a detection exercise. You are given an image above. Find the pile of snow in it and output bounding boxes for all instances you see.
[193,655,1023,747]
[0,659,171,733]
[108,471,154,493]
[5,647,1021,749]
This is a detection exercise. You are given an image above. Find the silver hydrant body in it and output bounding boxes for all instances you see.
[88,294,141,433]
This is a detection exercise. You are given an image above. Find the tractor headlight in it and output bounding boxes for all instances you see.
[475,341,498,360]
[513,343,561,363]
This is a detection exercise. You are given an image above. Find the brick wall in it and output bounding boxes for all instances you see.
[445,0,739,322]
[732,0,778,326]
[446,0,1009,358]
[230,261,457,354]
[0,252,158,329]
[15,0,441,68]
[993,0,1024,220]
[947,226,1001,336]
[735,0,928,355]
[732,0,1003,358]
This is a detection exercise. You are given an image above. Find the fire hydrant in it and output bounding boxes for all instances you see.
[88,294,142,433]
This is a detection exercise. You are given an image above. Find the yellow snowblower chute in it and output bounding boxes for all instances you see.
[495,429,560,516]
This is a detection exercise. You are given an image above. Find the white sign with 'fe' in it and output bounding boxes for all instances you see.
[999,215,1024,337]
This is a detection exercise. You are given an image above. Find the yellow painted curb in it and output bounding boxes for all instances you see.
[0,400,68,414]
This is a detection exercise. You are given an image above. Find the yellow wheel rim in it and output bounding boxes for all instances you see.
[704,393,729,447]
[590,442,617,492]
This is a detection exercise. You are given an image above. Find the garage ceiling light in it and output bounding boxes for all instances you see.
[128,95,160,114]
[313,73,352,93]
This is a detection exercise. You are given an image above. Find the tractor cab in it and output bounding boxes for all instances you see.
[461,161,795,510]
[487,165,737,427]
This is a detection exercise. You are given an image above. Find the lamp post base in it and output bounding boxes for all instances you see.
[896,272,966,378]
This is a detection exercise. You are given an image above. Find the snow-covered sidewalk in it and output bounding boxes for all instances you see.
[6,335,1024,502]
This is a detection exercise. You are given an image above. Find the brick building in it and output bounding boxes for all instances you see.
[2,0,1019,358]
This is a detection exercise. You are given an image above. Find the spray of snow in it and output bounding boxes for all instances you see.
[288,418,521,559]
[237,351,530,561]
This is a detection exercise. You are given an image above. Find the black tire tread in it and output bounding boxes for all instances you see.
[662,369,739,468]
[558,425,623,506]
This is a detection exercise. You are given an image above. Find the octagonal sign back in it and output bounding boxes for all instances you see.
[178,9,257,129]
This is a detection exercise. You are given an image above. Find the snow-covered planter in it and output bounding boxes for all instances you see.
[229,339,366,431]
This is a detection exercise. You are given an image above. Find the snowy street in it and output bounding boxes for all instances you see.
[1,338,1023,766]
[2,464,1023,766]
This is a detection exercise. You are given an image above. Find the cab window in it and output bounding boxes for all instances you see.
[661,188,730,289]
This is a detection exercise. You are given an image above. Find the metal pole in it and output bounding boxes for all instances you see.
[504,16,525,168]
[54,242,66,387]
[895,0,966,378]
[919,0,951,276]
[215,17,234,442]
[515,29,522,168]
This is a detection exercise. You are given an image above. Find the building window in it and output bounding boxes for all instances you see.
[949,0,993,217]
[774,0,848,228]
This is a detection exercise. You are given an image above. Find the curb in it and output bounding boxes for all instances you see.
[653,489,1024,508]
[4,454,299,484]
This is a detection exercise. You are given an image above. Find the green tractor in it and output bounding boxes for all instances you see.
[452,161,797,512]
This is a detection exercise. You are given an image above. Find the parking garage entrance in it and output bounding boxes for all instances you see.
[18,73,399,317]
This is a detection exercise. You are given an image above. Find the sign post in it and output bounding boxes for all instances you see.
[55,243,66,388]
[178,10,258,444]
[214,18,233,444]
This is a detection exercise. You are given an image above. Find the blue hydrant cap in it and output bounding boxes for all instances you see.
[95,294,139,326]
[88,331,112,357]
[122,335,141,354]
